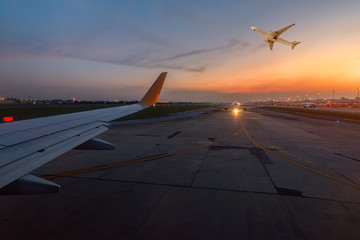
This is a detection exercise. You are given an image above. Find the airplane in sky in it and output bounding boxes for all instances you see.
[251,24,300,50]
[0,72,167,194]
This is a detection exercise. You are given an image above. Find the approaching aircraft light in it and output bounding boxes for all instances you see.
[251,24,300,50]
[224,101,250,113]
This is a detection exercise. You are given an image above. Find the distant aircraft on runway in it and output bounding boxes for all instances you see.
[224,102,248,114]
[0,72,167,195]
[303,102,316,108]
[251,24,300,50]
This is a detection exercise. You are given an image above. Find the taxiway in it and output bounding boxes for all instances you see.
[1,108,360,239]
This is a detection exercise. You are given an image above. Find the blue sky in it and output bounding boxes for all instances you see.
[1,0,360,102]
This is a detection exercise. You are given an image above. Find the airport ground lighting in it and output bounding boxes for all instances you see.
[317,93,320,104]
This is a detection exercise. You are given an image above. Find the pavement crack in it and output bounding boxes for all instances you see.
[190,146,210,187]
[129,187,170,240]
[58,175,360,205]
[166,131,182,139]
[276,187,303,197]
[334,152,360,163]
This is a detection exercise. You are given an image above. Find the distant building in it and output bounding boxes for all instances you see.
[339,97,349,103]
[0,97,18,104]
[50,99,64,104]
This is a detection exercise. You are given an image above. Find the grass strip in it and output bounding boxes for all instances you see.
[116,104,211,121]
[0,105,112,121]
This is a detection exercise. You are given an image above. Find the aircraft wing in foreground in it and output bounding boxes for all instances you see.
[0,72,167,194]
[251,24,300,50]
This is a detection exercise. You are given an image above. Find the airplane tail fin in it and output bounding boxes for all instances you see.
[139,72,167,106]
[291,41,300,50]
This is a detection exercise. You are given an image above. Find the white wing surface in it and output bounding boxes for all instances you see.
[276,37,292,46]
[250,26,268,37]
[0,72,167,194]
[274,24,295,37]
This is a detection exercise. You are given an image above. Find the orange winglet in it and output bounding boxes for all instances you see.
[140,72,167,106]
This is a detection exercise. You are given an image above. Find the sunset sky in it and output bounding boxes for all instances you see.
[1,0,360,102]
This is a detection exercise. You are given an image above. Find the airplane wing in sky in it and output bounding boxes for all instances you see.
[0,72,167,194]
[274,24,295,37]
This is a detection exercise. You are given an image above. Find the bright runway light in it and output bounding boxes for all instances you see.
[233,108,239,115]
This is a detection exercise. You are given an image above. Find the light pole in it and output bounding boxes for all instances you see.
[317,93,320,104]
[357,87,360,103]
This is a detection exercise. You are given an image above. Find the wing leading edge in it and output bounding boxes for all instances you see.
[274,24,295,37]
[0,72,167,194]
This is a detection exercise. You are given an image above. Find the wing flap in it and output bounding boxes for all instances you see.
[0,122,109,165]
[0,123,108,189]
[0,174,60,195]
[75,138,115,150]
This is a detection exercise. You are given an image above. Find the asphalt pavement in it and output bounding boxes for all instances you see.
[1,109,359,240]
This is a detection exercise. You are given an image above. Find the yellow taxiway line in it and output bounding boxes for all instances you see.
[45,114,360,190]
[44,129,244,180]
[240,119,360,190]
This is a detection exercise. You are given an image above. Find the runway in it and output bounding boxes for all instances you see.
[1,108,360,239]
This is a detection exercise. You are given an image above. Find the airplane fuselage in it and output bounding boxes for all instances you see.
[252,27,288,44]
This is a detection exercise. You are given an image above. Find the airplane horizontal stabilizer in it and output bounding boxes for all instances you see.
[291,41,300,50]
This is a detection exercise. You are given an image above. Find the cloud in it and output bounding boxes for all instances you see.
[163,39,249,61]
[104,39,250,72]
[0,10,253,74]
[1,36,247,73]
[98,38,251,72]
[0,1,256,74]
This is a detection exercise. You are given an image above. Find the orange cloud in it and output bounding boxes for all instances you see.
[174,45,360,96]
